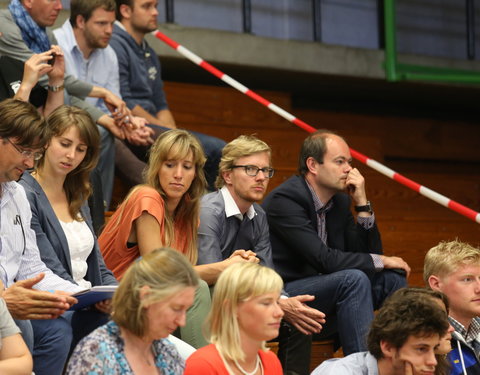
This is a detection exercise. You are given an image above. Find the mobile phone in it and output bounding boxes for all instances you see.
[48,52,56,66]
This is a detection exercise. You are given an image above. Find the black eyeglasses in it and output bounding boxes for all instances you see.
[231,165,275,178]
[7,139,43,161]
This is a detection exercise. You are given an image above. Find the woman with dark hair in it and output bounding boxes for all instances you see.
[19,105,117,345]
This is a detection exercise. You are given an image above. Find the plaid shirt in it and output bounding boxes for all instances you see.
[450,316,480,357]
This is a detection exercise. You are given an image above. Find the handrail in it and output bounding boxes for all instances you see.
[153,29,480,224]
[383,0,480,83]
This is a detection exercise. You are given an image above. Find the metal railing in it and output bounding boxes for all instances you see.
[164,0,476,61]
[383,0,480,84]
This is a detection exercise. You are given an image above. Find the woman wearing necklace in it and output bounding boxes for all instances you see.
[19,105,117,347]
[184,262,284,375]
[66,247,198,374]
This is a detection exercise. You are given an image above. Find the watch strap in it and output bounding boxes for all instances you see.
[355,201,372,214]
[47,83,65,92]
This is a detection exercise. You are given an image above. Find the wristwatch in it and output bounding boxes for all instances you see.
[47,83,64,92]
[354,201,373,214]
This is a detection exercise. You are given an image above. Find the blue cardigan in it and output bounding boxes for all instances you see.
[19,172,117,287]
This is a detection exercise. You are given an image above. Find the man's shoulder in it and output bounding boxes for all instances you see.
[110,24,131,48]
[0,8,13,22]
[2,181,28,206]
[268,175,304,195]
[0,9,17,33]
[201,191,225,213]
[264,175,307,205]
[313,352,376,375]
[103,45,118,60]
[4,181,23,195]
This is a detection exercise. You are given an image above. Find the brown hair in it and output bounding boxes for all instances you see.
[114,0,133,20]
[36,106,99,220]
[298,129,345,176]
[0,98,49,149]
[70,0,116,27]
[367,287,449,360]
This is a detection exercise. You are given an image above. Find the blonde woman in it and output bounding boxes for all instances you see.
[99,129,211,348]
[185,263,284,375]
[66,248,198,374]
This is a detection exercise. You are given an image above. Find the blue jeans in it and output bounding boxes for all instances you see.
[15,310,110,375]
[284,269,406,355]
[16,317,72,375]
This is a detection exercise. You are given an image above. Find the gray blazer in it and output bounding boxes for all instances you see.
[19,172,116,286]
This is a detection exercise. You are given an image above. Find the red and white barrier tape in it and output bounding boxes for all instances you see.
[153,30,480,224]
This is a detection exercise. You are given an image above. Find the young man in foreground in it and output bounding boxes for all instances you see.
[312,288,449,375]
[425,239,480,375]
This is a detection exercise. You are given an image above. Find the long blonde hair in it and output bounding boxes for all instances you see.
[115,129,206,264]
[209,263,283,362]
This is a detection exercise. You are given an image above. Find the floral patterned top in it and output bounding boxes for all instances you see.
[66,321,184,374]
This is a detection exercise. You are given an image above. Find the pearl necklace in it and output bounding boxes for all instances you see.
[234,355,261,375]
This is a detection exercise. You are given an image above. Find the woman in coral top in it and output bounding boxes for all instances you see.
[99,129,210,348]
[185,262,284,375]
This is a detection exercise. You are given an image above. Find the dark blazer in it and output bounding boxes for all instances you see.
[262,175,382,282]
[19,172,117,286]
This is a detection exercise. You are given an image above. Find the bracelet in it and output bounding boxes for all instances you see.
[47,83,64,92]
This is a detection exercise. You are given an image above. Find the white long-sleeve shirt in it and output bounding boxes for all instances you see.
[0,182,82,293]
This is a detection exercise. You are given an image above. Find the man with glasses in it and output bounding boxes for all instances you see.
[0,99,84,375]
[263,129,410,358]
[198,135,326,375]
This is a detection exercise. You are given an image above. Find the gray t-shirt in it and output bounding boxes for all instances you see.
[0,298,20,350]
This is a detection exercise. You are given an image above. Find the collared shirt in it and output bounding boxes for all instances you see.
[53,20,121,114]
[221,186,256,221]
[305,178,383,270]
[197,188,273,268]
[312,351,379,375]
[0,182,82,293]
[450,316,480,352]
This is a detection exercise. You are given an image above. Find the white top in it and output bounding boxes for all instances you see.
[0,182,82,293]
[60,219,94,289]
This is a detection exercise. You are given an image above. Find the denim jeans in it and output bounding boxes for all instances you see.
[276,321,312,375]
[16,317,72,375]
[15,310,110,375]
[284,269,406,355]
